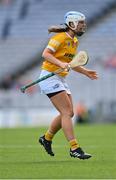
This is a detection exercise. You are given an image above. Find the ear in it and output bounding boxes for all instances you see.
[69,22,75,28]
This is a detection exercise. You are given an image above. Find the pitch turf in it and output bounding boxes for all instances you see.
[0,124,116,179]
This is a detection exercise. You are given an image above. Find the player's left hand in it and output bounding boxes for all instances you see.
[85,70,98,80]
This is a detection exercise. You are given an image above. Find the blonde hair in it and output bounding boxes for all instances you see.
[48,25,68,33]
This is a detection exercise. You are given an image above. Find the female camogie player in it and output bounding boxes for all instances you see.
[39,11,98,159]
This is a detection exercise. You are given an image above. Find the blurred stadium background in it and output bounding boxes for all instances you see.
[0,0,116,128]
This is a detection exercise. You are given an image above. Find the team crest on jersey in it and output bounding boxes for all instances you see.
[67,42,70,46]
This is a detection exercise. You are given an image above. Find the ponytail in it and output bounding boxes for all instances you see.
[48,24,68,33]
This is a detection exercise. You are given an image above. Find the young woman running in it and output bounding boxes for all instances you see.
[39,11,98,159]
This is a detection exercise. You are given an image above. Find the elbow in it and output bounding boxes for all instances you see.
[42,51,46,58]
[42,50,49,59]
[42,48,53,59]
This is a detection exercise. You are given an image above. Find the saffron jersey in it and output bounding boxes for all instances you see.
[42,32,79,76]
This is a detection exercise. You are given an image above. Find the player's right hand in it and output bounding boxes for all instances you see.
[59,62,69,70]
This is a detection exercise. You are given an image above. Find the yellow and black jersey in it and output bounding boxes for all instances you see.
[42,32,79,76]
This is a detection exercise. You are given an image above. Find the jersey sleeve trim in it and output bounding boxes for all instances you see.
[46,45,56,52]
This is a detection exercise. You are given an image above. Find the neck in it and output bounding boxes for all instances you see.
[67,29,75,38]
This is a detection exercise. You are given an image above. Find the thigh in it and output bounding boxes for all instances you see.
[50,91,73,115]
[67,94,73,108]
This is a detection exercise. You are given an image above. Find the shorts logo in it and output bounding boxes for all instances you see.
[53,83,60,89]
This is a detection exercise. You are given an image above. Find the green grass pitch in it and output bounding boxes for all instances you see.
[0,124,116,179]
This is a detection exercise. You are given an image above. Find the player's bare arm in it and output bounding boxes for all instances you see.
[42,48,69,69]
[72,66,98,80]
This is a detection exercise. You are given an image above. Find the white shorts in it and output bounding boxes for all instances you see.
[39,70,71,95]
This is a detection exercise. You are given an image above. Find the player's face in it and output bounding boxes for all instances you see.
[75,20,86,36]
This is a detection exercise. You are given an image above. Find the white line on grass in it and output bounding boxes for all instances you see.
[0,144,65,149]
[0,144,97,149]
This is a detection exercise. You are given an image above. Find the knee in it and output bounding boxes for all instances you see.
[61,110,74,118]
